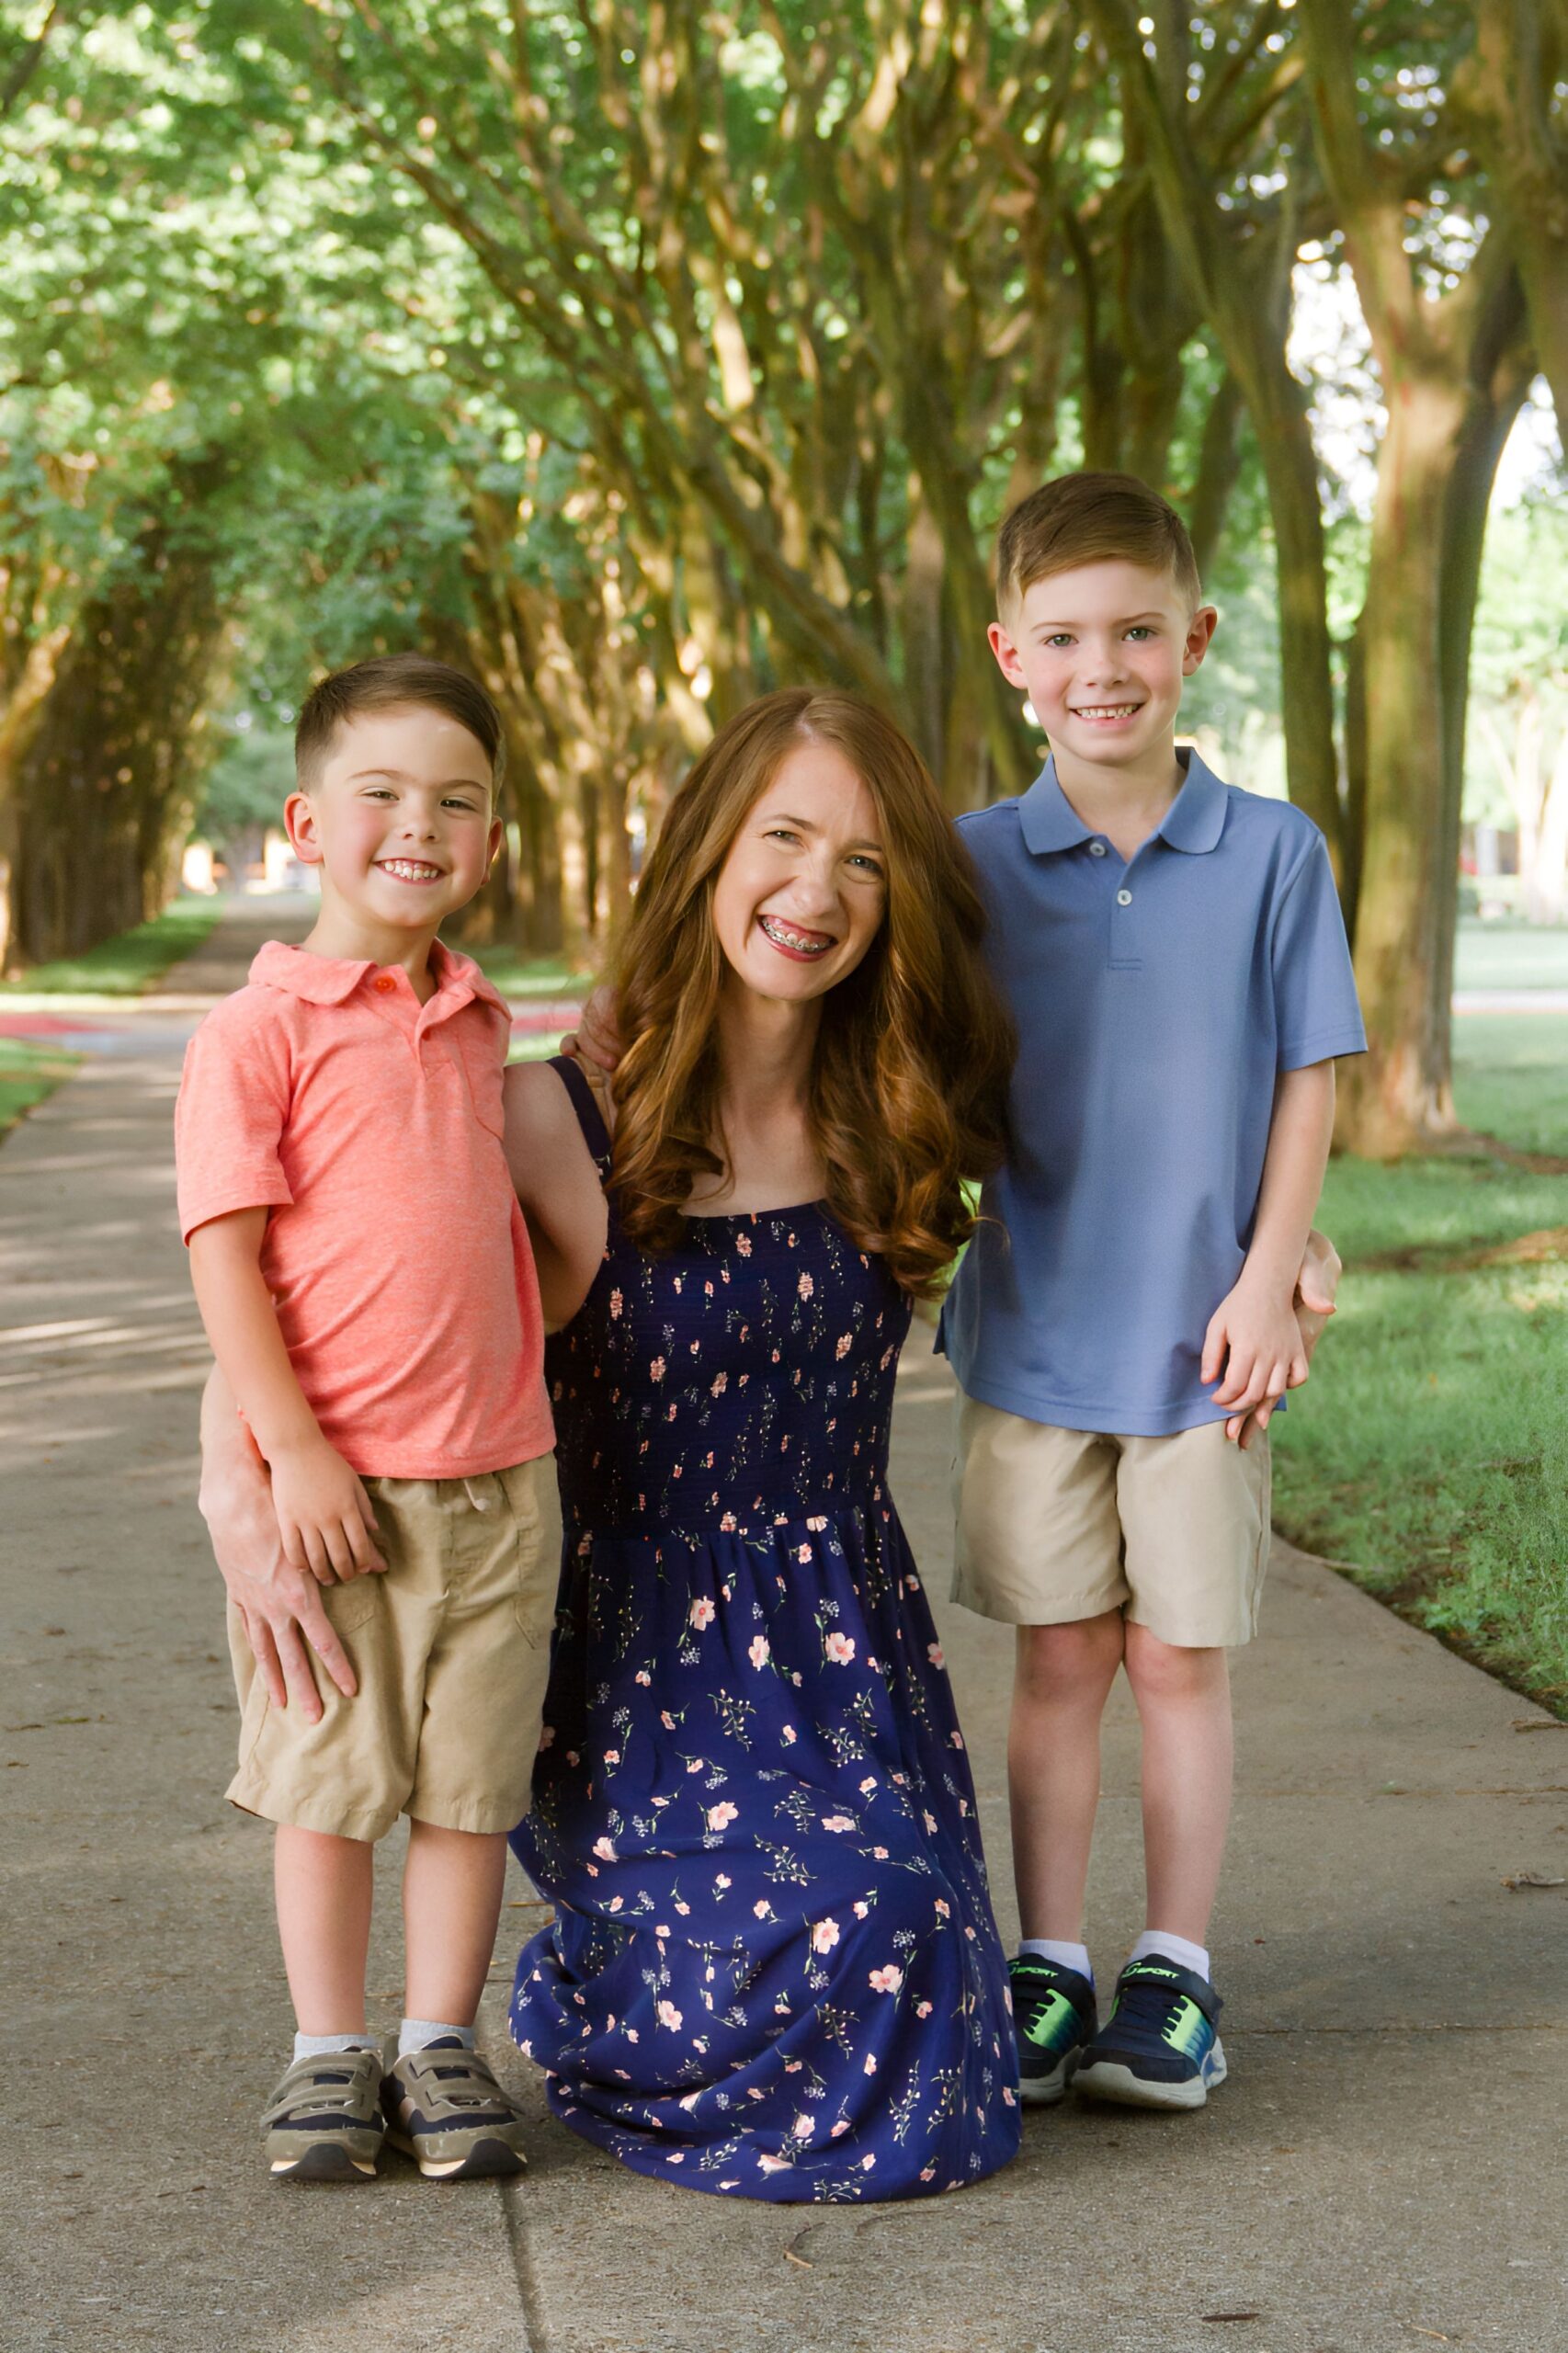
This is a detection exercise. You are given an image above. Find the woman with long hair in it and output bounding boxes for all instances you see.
[499,686,1022,2200]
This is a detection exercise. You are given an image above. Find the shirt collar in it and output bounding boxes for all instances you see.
[1017,748,1229,858]
[247,937,512,1018]
[1154,750,1229,854]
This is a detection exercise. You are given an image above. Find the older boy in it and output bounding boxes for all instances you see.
[942,472,1365,2109]
[176,654,556,2179]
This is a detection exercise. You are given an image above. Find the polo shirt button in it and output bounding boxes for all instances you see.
[1116,889,1132,906]
[1089,840,1107,858]
[373,974,397,993]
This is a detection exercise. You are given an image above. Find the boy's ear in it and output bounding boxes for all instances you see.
[988,619,1029,690]
[486,815,504,873]
[1182,604,1220,676]
[283,790,324,865]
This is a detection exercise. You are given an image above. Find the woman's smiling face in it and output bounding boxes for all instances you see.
[710,739,887,1006]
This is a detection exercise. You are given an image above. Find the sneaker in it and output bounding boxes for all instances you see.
[382,2040,529,2179]
[1074,1954,1226,2110]
[261,2045,385,2180]
[1009,1955,1097,2107]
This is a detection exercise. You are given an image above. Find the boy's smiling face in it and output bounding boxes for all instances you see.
[989,558,1217,785]
[285,703,502,951]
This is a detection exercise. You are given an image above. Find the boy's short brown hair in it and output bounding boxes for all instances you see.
[295,654,506,795]
[996,472,1202,618]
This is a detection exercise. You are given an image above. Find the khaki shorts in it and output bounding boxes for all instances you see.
[951,1397,1270,1648]
[227,1457,559,1841]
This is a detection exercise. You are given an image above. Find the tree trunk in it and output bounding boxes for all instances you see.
[1231,338,1345,867]
[1430,335,1535,1047]
[1463,2,1568,430]
[1336,377,1471,1155]
[0,623,73,972]
[11,539,224,966]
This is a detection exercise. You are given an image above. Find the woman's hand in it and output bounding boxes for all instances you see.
[561,983,622,1074]
[199,1368,383,1721]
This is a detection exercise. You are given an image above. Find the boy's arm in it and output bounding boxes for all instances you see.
[1203,1062,1337,1424]
[199,1363,381,1719]
[187,1207,381,1582]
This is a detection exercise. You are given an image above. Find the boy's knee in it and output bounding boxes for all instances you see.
[1122,1621,1227,1701]
[1015,1611,1123,1700]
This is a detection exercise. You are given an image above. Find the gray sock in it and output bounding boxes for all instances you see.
[292,2030,380,2062]
[399,2017,477,2056]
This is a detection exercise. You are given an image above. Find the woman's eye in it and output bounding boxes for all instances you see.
[848,857,884,878]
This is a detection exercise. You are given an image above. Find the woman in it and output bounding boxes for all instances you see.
[500,687,1022,2200]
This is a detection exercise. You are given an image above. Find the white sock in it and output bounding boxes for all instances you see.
[293,2030,379,2062]
[399,2017,476,2056]
[1017,1938,1093,1983]
[1130,1929,1210,1980]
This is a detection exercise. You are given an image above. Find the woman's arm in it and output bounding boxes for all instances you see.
[199,1362,382,1718]
[188,1208,380,1580]
[503,1060,610,1330]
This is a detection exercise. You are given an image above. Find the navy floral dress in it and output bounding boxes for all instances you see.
[509,1060,1020,2201]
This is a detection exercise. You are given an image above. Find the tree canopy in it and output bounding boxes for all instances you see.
[2,0,1564,1151]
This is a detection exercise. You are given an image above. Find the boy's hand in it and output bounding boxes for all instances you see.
[1225,1226,1342,1446]
[1203,1273,1309,1427]
[267,1434,383,1585]
[561,983,622,1074]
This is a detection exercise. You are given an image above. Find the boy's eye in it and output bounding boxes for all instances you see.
[1125,626,1155,641]
[1043,633,1074,649]
[443,797,483,813]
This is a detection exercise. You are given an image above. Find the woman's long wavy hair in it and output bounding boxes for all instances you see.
[610,688,1016,1300]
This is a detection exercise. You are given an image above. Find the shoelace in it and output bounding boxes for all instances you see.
[1111,1976,1193,2042]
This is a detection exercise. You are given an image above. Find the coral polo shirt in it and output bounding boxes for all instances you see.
[176,938,553,1479]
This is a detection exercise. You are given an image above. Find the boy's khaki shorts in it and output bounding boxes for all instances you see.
[951,1396,1270,1648]
[227,1456,559,1842]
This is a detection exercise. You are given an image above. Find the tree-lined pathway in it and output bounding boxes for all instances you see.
[5,903,1566,2352]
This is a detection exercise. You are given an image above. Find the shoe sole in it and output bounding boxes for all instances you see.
[385,2127,527,2181]
[270,2143,378,2180]
[1017,2051,1083,2108]
[1074,2040,1227,2113]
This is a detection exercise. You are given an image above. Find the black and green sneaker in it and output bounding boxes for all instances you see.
[1074,1954,1226,2110]
[1009,1955,1097,2108]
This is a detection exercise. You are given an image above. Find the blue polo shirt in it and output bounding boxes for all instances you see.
[938,751,1366,1437]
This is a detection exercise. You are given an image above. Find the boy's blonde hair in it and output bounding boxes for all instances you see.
[996,472,1202,617]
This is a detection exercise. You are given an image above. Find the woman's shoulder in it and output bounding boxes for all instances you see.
[503,1053,615,1172]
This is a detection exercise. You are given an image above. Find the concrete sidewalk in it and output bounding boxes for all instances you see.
[5,905,1566,2353]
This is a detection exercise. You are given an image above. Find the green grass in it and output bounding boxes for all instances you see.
[1274,985,1568,1713]
[0,1038,80,1140]
[465,944,587,1000]
[1454,917,1568,993]
[0,899,223,997]
[1452,1010,1568,1155]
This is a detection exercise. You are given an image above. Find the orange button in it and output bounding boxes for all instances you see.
[373,974,397,994]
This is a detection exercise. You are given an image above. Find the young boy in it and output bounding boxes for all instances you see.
[176,654,557,2180]
[940,472,1365,2109]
